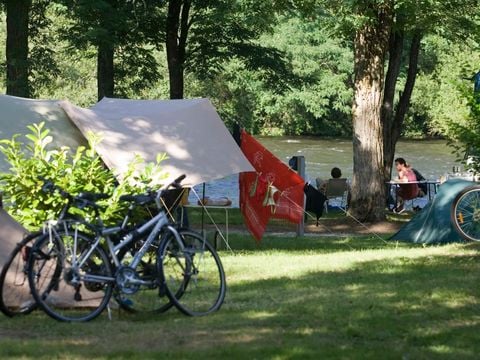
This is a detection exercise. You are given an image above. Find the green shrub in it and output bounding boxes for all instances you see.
[0,122,167,230]
[447,92,480,174]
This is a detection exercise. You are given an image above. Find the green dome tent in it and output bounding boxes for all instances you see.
[390,178,476,244]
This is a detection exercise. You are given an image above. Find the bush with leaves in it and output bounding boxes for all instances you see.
[447,91,480,174]
[0,122,167,230]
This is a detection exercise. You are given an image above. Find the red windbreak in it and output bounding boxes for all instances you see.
[239,130,304,241]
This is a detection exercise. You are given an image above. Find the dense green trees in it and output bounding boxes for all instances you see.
[0,1,478,140]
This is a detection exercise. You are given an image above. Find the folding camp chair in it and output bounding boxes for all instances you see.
[323,178,349,214]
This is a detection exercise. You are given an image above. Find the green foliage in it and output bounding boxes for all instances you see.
[53,0,162,98]
[0,1,479,137]
[408,35,479,137]
[446,91,480,173]
[0,122,167,230]
[28,0,60,97]
[192,15,353,136]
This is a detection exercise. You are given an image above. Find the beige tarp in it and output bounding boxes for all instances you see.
[0,209,28,268]
[0,94,87,173]
[60,97,254,187]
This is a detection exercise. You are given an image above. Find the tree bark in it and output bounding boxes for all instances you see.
[97,42,114,101]
[383,32,422,179]
[6,0,31,97]
[382,28,404,180]
[166,0,191,99]
[350,6,392,222]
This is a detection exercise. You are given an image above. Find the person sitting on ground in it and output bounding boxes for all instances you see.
[393,158,424,213]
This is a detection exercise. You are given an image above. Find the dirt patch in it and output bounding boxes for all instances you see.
[205,215,405,237]
[303,217,404,235]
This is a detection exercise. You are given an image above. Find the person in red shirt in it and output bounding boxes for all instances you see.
[393,157,420,213]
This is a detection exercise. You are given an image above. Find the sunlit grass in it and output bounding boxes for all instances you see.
[1,235,480,359]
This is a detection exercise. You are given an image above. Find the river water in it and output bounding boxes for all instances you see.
[189,137,462,207]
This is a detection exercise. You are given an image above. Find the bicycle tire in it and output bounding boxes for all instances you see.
[0,232,46,317]
[113,239,174,314]
[159,229,226,316]
[451,185,480,242]
[28,228,113,322]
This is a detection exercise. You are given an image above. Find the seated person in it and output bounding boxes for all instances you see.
[317,167,343,194]
[393,157,424,213]
[317,167,351,207]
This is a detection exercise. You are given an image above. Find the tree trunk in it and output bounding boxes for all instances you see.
[350,6,392,222]
[383,32,422,179]
[166,0,191,99]
[97,42,114,101]
[6,0,31,97]
[382,29,404,180]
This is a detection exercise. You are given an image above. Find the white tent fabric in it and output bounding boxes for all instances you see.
[0,94,87,173]
[60,97,254,187]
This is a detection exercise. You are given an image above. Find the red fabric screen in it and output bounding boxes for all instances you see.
[239,130,305,241]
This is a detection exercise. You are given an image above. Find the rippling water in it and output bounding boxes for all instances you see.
[189,137,461,207]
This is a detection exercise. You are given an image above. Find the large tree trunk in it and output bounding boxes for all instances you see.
[350,6,392,222]
[6,0,31,97]
[383,32,422,179]
[166,0,191,99]
[97,43,114,101]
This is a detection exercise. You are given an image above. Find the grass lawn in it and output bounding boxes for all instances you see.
[1,234,480,359]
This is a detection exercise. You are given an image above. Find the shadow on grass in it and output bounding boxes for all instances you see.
[2,246,480,359]
[213,251,480,358]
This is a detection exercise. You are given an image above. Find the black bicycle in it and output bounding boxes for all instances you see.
[27,175,226,322]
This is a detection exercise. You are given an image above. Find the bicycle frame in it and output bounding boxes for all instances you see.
[68,207,185,286]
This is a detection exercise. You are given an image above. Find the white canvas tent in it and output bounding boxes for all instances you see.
[60,97,254,187]
[0,94,87,173]
[1,94,253,267]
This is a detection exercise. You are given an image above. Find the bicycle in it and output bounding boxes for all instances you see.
[451,185,480,241]
[27,175,226,321]
[0,180,109,317]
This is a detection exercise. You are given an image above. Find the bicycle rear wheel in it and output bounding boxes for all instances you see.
[28,228,113,322]
[114,240,174,314]
[159,229,226,316]
[0,232,45,317]
[451,186,480,242]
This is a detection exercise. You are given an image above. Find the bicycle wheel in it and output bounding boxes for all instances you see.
[159,229,226,316]
[113,240,174,314]
[451,186,480,242]
[0,232,45,317]
[28,228,113,322]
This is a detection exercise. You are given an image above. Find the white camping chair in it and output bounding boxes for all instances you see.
[323,178,349,214]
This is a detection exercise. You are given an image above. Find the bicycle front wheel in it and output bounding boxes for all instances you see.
[28,229,113,322]
[0,232,45,317]
[159,229,226,316]
[451,186,480,242]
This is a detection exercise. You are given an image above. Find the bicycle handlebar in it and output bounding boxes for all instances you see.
[154,174,187,209]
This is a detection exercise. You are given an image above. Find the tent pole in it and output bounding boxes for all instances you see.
[201,183,206,236]
[295,156,305,237]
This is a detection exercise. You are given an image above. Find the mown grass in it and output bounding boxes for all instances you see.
[1,234,480,359]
